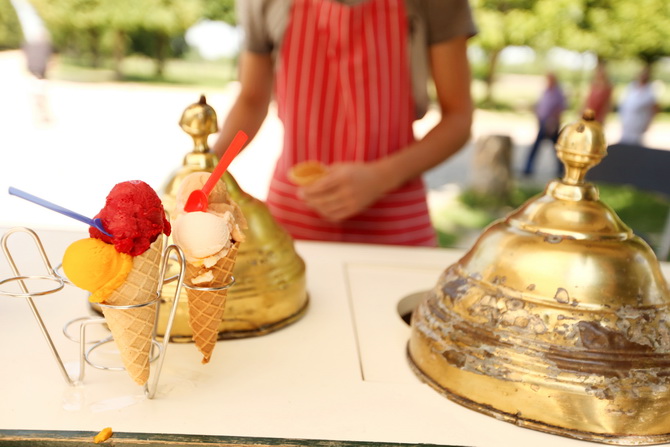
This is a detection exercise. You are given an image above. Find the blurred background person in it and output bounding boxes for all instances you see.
[212,0,477,247]
[10,0,53,123]
[618,65,660,146]
[522,72,566,177]
[582,59,613,125]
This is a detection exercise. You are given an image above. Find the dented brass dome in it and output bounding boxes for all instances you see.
[408,111,670,445]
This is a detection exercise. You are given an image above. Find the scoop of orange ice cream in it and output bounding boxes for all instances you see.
[62,238,133,303]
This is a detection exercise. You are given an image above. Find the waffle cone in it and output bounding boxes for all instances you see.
[288,161,328,186]
[101,240,163,385]
[185,241,239,364]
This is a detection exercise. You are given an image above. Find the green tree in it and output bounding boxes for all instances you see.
[31,0,203,78]
[470,0,541,106]
[0,0,23,49]
[534,0,670,63]
[533,0,670,100]
[470,0,670,107]
[128,0,202,77]
[201,0,236,25]
[32,0,110,67]
[607,0,670,64]
[532,0,614,106]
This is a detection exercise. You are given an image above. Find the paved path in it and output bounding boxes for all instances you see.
[1,50,668,231]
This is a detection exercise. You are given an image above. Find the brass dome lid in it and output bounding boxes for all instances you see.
[408,111,670,445]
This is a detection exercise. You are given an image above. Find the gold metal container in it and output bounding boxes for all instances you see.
[158,95,308,340]
[408,111,670,445]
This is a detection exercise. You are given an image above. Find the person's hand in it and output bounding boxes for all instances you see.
[297,162,388,222]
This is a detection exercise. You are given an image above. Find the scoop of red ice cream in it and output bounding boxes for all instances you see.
[90,180,171,256]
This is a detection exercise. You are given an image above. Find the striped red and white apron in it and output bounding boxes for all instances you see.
[266,0,437,246]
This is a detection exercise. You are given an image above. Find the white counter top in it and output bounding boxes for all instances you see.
[1,226,668,447]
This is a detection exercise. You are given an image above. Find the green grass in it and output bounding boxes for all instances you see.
[598,183,670,245]
[433,183,670,253]
[50,54,237,89]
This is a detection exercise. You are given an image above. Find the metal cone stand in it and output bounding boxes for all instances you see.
[0,227,185,399]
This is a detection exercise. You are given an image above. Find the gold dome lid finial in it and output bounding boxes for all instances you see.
[555,108,607,186]
[179,94,219,153]
[163,94,221,214]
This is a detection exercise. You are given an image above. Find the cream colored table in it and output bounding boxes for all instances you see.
[1,226,668,447]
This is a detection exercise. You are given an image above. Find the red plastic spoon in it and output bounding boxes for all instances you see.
[184,130,248,212]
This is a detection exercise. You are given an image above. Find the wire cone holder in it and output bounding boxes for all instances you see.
[0,227,235,399]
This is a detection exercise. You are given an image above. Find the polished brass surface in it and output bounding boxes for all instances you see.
[408,111,670,445]
[158,96,308,340]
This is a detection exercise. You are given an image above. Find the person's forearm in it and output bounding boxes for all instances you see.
[212,95,270,158]
[211,51,275,158]
[371,36,474,194]
[373,109,473,194]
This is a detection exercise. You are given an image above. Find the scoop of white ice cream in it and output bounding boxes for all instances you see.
[174,172,247,243]
[173,211,233,266]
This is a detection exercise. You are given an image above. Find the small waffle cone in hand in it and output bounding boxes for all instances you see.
[185,241,240,364]
[101,240,163,385]
[288,160,328,186]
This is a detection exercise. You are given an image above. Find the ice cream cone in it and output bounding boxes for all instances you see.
[288,161,328,186]
[101,239,163,385]
[185,241,239,364]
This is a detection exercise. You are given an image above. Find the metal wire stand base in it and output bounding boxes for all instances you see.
[0,227,186,399]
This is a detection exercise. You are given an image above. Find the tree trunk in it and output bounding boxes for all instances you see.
[112,30,125,81]
[154,33,167,78]
[89,29,101,68]
[483,48,501,107]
